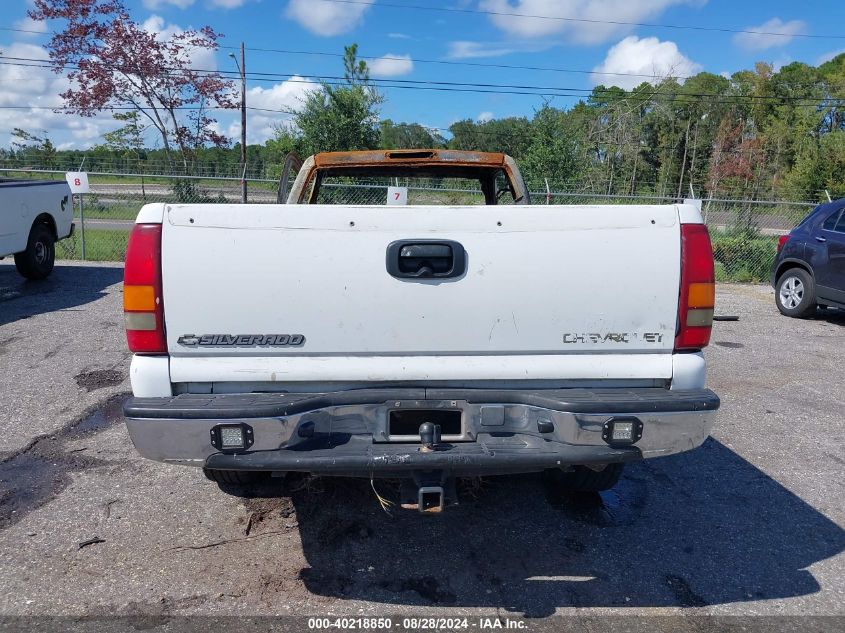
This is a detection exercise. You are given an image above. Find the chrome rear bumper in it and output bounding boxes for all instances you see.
[124,388,718,477]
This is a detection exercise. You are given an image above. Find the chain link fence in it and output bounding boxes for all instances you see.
[2,168,820,282]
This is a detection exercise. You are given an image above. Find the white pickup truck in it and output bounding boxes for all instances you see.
[0,179,73,279]
[122,150,719,512]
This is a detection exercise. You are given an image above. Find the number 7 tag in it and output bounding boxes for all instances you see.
[387,186,408,206]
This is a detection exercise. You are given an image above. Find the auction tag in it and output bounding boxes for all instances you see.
[387,186,408,206]
[65,172,90,194]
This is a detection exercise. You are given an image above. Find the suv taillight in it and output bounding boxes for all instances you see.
[675,224,715,351]
[123,223,166,353]
[777,234,789,253]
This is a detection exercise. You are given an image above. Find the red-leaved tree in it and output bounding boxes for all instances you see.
[29,0,235,170]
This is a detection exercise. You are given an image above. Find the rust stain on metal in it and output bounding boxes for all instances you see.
[314,149,506,169]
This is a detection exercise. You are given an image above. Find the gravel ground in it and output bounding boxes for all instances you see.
[0,262,843,624]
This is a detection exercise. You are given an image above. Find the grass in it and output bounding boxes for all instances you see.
[76,201,142,221]
[711,232,778,283]
[57,228,129,262]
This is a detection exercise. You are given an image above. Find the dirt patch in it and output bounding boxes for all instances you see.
[0,393,129,530]
[241,496,297,536]
[257,572,301,603]
[87,594,210,620]
[75,369,125,391]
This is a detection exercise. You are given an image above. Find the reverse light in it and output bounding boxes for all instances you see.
[602,417,643,446]
[675,224,715,351]
[777,234,790,253]
[123,223,166,353]
[210,424,254,452]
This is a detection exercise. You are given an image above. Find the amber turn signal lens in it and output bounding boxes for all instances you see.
[124,285,156,312]
[688,282,715,309]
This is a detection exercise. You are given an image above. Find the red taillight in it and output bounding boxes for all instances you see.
[675,224,715,351]
[777,234,790,253]
[124,223,166,353]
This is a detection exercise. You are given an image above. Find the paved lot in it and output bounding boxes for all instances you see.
[0,262,843,621]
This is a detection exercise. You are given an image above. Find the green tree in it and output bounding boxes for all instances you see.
[520,104,579,188]
[783,130,845,199]
[11,128,57,168]
[103,112,146,157]
[447,117,531,156]
[379,120,445,149]
[288,44,383,155]
[102,111,148,195]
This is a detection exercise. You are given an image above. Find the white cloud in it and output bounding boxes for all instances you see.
[142,0,196,9]
[478,0,702,45]
[141,14,218,70]
[0,43,62,109]
[232,76,319,144]
[367,54,414,78]
[591,35,701,89]
[0,13,230,149]
[477,111,494,123]
[13,16,48,36]
[388,33,411,40]
[733,18,806,51]
[68,119,112,142]
[447,40,517,59]
[285,0,374,37]
[817,48,845,65]
[0,42,119,149]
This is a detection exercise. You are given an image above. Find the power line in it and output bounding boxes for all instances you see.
[3,56,843,106]
[228,45,694,81]
[0,24,704,82]
[317,0,845,40]
[246,75,845,106]
[3,24,841,84]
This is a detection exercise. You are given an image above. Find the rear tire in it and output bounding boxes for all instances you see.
[775,268,816,318]
[202,468,270,485]
[547,463,624,492]
[14,223,55,280]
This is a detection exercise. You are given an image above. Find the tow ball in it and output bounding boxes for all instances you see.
[418,421,442,453]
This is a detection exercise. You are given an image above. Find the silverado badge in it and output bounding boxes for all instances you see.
[177,334,305,347]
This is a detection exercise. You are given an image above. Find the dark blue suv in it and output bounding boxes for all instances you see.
[772,199,845,317]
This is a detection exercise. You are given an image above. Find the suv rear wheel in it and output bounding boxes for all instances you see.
[776,268,816,318]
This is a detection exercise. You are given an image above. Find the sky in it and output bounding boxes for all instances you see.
[2,0,845,151]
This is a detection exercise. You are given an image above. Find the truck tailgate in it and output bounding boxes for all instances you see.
[160,204,681,382]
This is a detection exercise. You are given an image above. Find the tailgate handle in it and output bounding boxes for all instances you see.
[387,240,466,280]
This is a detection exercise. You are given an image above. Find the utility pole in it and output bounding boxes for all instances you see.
[230,43,247,203]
